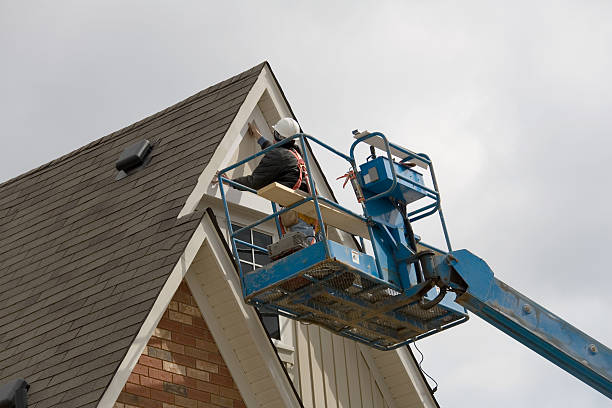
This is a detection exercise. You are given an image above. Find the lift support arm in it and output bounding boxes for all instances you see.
[431,249,612,398]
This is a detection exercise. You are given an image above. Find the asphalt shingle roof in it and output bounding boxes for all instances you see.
[0,62,265,408]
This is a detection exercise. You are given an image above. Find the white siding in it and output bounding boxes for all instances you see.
[292,322,394,408]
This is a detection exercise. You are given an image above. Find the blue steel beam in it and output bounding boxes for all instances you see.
[441,249,612,398]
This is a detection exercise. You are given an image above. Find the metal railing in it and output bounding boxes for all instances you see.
[217,132,451,297]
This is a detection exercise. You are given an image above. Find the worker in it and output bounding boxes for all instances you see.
[214,118,321,243]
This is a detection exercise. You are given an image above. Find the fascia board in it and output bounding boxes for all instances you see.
[185,213,301,408]
[96,214,208,408]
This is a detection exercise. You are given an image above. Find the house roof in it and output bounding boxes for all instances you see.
[0,62,266,408]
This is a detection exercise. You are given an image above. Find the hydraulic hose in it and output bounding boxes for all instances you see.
[419,286,447,310]
[396,201,425,283]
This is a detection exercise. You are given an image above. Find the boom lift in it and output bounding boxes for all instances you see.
[218,131,612,398]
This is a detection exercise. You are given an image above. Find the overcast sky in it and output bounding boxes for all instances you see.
[1,1,611,407]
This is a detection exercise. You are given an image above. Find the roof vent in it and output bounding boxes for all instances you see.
[115,139,153,180]
[0,378,29,408]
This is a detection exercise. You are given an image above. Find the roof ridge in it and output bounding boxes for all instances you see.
[0,61,267,190]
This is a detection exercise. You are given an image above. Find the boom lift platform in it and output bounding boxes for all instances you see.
[218,131,612,398]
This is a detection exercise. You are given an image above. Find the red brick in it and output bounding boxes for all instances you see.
[182,325,213,341]
[173,332,196,347]
[195,360,218,374]
[210,395,233,408]
[172,291,191,304]
[179,303,200,317]
[150,389,175,404]
[194,339,217,353]
[210,373,233,388]
[187,388,211,402]
[173,353,196,368]
[219,386,241,400]
[125,383,150,398]
[192,316,208,329]
[139,355,163,370]
[172,374,198,389]
[174,395,197,408]
[154,327,172,340]
[186,367,209,382]
[141,376,164,390]
[148,336,163,349]
[184,346,208,360]
[162,340,185,355]
[127,373,140,384]
[169,310,193,325]
[196,380,219,394]
[163,361,187,375]
[123,281,246,407]
[149,368,173,382]
[218,366,231,377]
[120,393,163,408]
[158,317,182,332]
[117,391,134,404]
[205,352,226,366]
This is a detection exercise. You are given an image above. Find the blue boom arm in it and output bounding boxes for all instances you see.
[429,249,612,398]
[219,130,611,399]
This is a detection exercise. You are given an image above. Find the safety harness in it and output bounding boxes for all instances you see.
[279,149,320,234]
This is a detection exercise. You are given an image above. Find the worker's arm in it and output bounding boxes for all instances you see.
[229,122,277,190]
[247,122,272,150]
[213,123,276,188]
[232,150,280,191]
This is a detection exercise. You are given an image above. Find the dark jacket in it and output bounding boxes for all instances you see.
[232,139,309,193]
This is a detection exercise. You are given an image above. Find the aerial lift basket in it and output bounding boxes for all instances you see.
[243,239,466,350]
[218,131,467,350]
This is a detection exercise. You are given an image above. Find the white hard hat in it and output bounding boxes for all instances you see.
[272,117,300,138]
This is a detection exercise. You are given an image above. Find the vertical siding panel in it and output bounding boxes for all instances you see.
[308,325,327,407]
[332,335,350,408]
[297,322,314,407]
[372,382,384,408]
[357,350,373,407]
[320,329,338,408]
[344,338,362,408]
[292,321,301,396]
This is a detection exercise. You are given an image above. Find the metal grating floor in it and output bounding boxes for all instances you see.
[245,255,466,350]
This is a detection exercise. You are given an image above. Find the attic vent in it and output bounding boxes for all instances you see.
[0,378,29,408]
[115,139,152,180]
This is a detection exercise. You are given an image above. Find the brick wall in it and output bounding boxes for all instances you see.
[114,282,246,408]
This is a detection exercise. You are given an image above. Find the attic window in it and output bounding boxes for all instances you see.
[0,379,29,408]
[115,139,153,180]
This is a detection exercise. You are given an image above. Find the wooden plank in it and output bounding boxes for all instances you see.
[416,243,445,257]
[308,325,327,408]
[353,132,429,169]
[257,183,369,239]
[344,338,362,408]
[320,328,338,408]
[296,322,313,407]
[332,334,350,408]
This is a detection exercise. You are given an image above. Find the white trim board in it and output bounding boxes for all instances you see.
[98,213,301,408]
[186,214,301,408]
[97,220,208,408]
[179,65,288,218]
